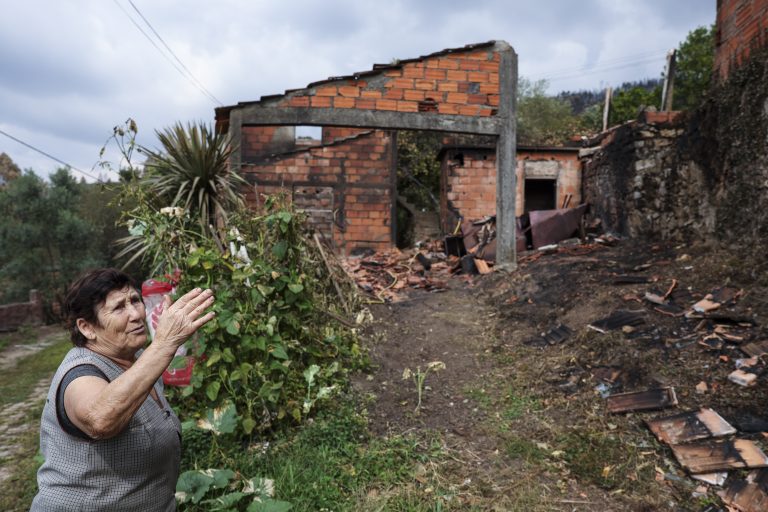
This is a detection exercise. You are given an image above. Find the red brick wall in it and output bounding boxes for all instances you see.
[241,130,393,254]
[241,126,297,160]
[715,0,768,79]
[321,127,369,145]
[277,49,500,117]
[0,290,43,331]
[441,148,581,231]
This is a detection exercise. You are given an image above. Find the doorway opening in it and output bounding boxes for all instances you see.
[524,179,556,212]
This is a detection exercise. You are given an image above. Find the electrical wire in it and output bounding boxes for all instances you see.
[533,50,669,84]
[0,128,106,182]
[111,0,222,106]
[127,0,223,106]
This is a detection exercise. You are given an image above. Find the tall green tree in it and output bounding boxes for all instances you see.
[673,25,715,111]
[396,130,442,210]
[610,85,662,125]
[517,78,582,145]
[0,169,104,315]
[0,152,21,185]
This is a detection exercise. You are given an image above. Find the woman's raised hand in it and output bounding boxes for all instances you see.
[153,288,215,351]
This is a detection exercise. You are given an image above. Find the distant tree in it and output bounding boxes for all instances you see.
[610,85,662,125]
[517,78,582,145]
[0,168,104,316]
[0,152,21,185]
[672,25,715,110]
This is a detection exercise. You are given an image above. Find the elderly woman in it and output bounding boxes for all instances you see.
[31,268,215,511]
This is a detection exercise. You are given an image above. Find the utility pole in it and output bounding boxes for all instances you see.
[661,49,677,111]
[602,87,612,132]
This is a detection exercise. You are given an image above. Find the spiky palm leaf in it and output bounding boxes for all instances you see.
[141,121,246,231]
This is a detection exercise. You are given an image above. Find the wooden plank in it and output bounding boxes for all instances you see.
[606,387,677,414]
[672,439,768,474]
[646,408,736,445]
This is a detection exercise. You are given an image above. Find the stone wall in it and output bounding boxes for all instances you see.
[0,290,43,331]
[581,45,768,257]
[581,112,716,240]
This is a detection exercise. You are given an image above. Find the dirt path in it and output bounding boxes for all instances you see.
[0,326,63,485]
[355,281,631,510]
[355,286,497,438]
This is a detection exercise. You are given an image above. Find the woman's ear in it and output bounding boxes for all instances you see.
[76,318,96,341]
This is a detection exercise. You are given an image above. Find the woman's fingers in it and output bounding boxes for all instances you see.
[174,288,214,314]
[154,289,215,346]
[190,310,216,331]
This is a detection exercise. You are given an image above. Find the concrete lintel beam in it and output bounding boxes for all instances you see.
[236,106,502,136]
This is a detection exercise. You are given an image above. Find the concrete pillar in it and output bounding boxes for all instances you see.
[496,43,518,268]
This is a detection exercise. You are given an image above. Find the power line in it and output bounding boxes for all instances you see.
[111,0,222,106]
[532,50,669,84]
[0,128,106,182]
[128,0,223,106]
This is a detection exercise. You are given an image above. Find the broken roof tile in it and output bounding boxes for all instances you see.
[606,387,677,414]
[718,468,768,512]
[646,408,736,445]
[588,309,646,333]
[672,439,768,474]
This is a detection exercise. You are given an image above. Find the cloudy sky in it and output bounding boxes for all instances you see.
[0,0,715,181]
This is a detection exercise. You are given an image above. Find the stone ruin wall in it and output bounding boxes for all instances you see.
[582,45,768,259]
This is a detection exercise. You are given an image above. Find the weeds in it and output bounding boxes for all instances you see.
[179,395,444,511]
[402,361,445,412]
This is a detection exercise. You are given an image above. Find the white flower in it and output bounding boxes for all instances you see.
[160,206,185,218]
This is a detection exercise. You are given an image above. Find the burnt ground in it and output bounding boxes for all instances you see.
[353,239,768,511]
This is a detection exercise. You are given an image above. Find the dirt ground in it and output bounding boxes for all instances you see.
[353,238,768,511]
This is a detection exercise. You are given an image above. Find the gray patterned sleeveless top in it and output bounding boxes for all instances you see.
[31,347,181,511]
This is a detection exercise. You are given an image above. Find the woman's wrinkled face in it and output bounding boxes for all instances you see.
[87,286,147,357]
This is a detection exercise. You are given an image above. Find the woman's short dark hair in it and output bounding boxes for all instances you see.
[64,268,140,347]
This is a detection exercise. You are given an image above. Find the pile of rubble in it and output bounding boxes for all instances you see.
[340,242,454,303]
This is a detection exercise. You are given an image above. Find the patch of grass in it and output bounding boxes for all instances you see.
[179,396,451,511]
[0,402,45,512]
[464,383,542,428]
[0,338,69,409]
[0,325,40,352]
[504,436,548,464]
[560,430,655,491]
[500,386,541,421]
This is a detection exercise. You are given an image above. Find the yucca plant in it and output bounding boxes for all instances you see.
[141,121,246,232]
[113,121,246,271]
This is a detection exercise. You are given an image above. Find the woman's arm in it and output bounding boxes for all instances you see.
[64,288,215,439]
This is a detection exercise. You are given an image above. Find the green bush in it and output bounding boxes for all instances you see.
[122,192,364,437]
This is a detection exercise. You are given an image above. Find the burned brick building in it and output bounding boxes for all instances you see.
[439,143,581,234]
[216,41,526,262]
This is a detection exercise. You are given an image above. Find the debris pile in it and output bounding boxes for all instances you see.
[595,271,768,508]
[491,237,768,508]
[341,244,453,302]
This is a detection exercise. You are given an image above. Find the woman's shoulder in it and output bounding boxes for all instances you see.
[55,347,123,380]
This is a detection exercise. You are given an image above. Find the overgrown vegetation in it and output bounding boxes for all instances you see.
[177,397,443,511]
